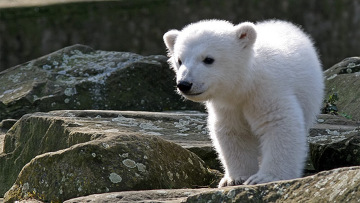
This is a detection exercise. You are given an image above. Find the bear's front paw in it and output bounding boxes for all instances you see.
[218,176,246,188]
[243,173,280,185]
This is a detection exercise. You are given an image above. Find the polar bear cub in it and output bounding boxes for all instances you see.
[163,20,324,187]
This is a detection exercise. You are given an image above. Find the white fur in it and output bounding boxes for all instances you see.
[163,19,324,187]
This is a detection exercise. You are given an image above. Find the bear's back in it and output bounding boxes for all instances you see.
[253,20,322,81]
[253,20,324,130]
[255,20,313,53]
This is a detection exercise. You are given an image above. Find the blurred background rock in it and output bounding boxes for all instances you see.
[0,0,359,72]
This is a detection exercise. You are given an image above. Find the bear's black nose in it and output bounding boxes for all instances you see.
[177,81,192,93]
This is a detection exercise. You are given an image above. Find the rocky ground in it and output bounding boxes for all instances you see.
[0,45,360,202]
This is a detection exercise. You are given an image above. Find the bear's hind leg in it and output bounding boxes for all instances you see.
[244,99,307,185]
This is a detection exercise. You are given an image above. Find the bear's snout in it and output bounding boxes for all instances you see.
[177,81,192,93]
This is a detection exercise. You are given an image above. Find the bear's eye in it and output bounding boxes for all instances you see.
[177,58,182,66]
[203,57,215,65]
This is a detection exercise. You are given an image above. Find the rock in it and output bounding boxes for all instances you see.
[0,44,203,121]
[309,114,360,172]
[64,188,206,203]
[0,110,358,201]
[0,119,16,154]
[0,111,359,202]
[0,110,214,200]
[184,166,360,202]
[310,135,360,171]
[323,57,360,120]
[0,129,5,155]
[0,119,17,130]
[0,116,14,160]
[4,135,213,202]
[187,146,222,173]
[26,166,354,202]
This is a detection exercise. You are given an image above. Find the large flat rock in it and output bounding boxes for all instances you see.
[2,110,216,202]
[64,166,360,202]
[0,110,212,198]
[4,166,358,202]
[0,44,202,121]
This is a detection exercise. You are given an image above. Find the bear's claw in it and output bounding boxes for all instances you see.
[218,177,245,187]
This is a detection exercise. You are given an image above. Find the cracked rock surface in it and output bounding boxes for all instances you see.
[2,110,214,202]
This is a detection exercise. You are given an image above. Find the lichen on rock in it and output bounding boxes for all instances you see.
[1,110,214,202]
[0,44,203,121]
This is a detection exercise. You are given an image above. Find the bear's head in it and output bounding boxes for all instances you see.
[163,20,257,103]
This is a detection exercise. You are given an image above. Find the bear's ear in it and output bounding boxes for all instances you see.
[163,29,180,53]
[234,22,257,48]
